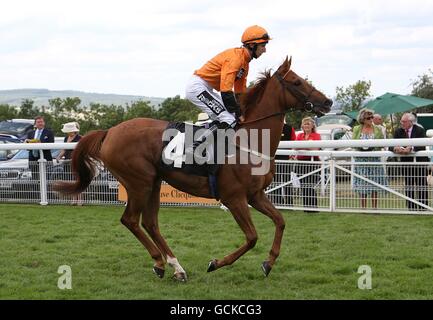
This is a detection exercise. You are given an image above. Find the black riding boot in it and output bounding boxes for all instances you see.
[185,121,231,156]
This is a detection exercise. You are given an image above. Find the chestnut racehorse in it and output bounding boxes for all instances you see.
[55,57,332,281]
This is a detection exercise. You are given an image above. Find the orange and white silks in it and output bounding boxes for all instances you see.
[194,47,251,94]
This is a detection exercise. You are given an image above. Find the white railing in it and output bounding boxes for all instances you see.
[268,158,433,215]
[1,140,433,215]
[278,137,433,149]
[272,138,433,215]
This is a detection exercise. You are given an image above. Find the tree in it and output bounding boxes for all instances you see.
[156,95,201,122]
[18,99,40,119]
[47,97,87,135]
[87,103,125,130]
[335,80,372,113]
[0,104,18,121]
[411,69,433,113]
[124,100,155,121]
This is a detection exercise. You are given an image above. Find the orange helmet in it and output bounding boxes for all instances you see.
[241,25,271,45]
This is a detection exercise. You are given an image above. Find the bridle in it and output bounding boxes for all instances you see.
[275,72,320,113]
[241,72,325,126]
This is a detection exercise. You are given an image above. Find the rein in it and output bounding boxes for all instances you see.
[240,72,319,126]
[240,111,286,125]
[275,72,318,113]
[233,71,326,160]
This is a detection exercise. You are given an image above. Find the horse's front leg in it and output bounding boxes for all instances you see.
[249,191,285,276]
[207,199,258,273]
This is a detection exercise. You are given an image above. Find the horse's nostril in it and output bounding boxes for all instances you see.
[325,99,333,107]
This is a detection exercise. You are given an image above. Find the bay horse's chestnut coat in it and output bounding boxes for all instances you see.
[55,57,332,280]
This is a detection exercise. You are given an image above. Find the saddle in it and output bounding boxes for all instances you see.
[160,121,234,199]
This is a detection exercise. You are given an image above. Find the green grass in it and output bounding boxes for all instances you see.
[1,204,433,299]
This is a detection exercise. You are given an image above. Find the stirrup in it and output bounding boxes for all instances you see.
[185,143,209,162]
[184,138,208,158]
[185,121,230,159]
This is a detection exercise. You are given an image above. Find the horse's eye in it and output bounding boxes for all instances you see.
[294,80,301,86]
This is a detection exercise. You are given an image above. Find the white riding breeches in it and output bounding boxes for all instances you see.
[185,75,236,126]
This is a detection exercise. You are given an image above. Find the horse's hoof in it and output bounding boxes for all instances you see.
[207,259,218,272]
[173,272,187,282]
[153,266,165,278]
[261,261,272,277]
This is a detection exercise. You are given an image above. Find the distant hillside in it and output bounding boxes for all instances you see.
[0,89,165,109]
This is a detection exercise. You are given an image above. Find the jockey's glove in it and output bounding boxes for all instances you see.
[221,91,241,119]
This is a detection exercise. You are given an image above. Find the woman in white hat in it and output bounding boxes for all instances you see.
[56,122,81,161]
[56,122,82,205]
[194,112,212,126]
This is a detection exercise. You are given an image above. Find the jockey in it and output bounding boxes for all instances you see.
[185,25,271,153]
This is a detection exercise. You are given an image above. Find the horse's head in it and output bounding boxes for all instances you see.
[274,56,332,116]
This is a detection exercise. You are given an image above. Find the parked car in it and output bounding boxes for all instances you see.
[0,135,22,161]
[0,134,21,143]
[0,147,118,202]
[315,113,356,128]
[0,149,62,198]
[0,119,34,140]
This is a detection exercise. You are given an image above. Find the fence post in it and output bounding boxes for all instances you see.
[38,158,48,205]
[329,159,336,211]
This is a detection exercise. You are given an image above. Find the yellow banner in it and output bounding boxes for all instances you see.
[118,184,219,205]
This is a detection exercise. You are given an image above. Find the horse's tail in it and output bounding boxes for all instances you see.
[54,130,108,195]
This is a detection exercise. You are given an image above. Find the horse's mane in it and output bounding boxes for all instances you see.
[240,69,272,115]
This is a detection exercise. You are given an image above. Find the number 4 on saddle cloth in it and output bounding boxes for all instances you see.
[160,121,234,199]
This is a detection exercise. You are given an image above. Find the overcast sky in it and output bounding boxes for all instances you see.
[1,0,432,100]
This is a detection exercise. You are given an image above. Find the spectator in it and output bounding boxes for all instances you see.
[352,108,387,209]
[373,113,389,165]
[393,112,429,211]
[56,122,82,205]
[373,114,387,138]
[411,112,424,128]
[275,118,296,205]
[25,115,54,180]
[295,117,321,212]
[56,121,81,161]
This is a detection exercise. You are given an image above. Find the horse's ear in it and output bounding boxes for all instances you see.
[278,56,292,75]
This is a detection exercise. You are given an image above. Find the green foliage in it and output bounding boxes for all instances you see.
[87,103,125,130]
[156,95,201,122]
[411,69,433,113]
[0,104,18,121]
[46,97,84,134]
[18,99,40,119]
[336,80,372,112]
[123,100,155,121]
[0,96,199,136]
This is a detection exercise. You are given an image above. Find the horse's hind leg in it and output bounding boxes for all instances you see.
[207,198,258,273]
[249,191,285,277]
[120,194,166,278]
[141,180,187,282]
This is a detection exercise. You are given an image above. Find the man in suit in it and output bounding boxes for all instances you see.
[393,112,429,211]
[26,116,54,180]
